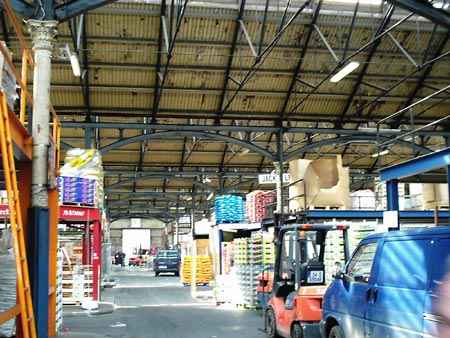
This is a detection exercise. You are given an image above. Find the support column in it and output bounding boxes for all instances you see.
[27,20,57,338]
[274,129,285,215]
[446,137,450,225]
[28,20,58,207]
[92,220,102,301]
[190,186,197,298]
[386,179,399,211]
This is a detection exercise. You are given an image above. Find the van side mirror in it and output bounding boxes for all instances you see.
[332,262,344,279]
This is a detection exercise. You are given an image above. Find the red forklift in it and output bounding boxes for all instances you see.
[264,220,350,338]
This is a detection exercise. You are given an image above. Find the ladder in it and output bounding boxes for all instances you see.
[0,92,37,338]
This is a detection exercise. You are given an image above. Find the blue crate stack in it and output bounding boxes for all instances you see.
[215,195,244,224]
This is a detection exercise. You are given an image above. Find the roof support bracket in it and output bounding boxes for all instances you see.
[239,20,258,58]
[387,32,418,67]
[313,24,339,62]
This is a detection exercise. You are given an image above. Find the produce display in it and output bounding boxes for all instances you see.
[214,195,244,224]
[246,190,276,223]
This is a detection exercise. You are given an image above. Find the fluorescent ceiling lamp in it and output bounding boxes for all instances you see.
[330,61,360,83]
[371,149,390,158]
[239,148,251,156]
[70,53,81,77]
[358,127,401,133]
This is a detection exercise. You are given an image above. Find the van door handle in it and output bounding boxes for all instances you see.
[366,288,378,303]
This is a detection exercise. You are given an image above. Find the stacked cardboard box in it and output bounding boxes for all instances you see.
[246,191,276,223]
[214,195,244,223]
[289,155,350,210]
[57,176,97,205]
[181,256,213,285]
[59,149,104,208]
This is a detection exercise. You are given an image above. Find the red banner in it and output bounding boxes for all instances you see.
[0,204,9,218]
[59,206,100,222]
[0,205,100,222]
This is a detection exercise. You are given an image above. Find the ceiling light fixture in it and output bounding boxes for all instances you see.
[330,61,360,83]
[371,149,390,158]
[65,44,81,77]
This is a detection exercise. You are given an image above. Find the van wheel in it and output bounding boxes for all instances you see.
[265,308,280,338]
[329,325,345,338]
[291,323,303,338]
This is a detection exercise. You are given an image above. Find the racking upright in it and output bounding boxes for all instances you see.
[0,2,61,338]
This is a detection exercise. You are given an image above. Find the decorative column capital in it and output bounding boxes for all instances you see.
[27,20,58,51]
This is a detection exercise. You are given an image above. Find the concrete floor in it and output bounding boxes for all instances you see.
[60,268,264,338]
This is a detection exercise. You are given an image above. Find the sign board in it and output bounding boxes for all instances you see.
[59,206,100,222]
[258,172,290,185]
[382,210,399,232]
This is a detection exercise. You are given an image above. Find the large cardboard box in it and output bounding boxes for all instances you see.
[288,155,350,210]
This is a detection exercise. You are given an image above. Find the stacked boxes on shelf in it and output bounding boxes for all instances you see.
[324,221,377,283]
[59,149,104,208]
[181,256,213,285]
[221,242,234,274]
[60,239,94,305]
[246,191,276,223]
[61,264,93,305]
[0,43,18,111]
[57,176,96,206]
[214,195,244,223]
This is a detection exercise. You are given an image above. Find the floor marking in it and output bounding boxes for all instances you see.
[115,303,215,309]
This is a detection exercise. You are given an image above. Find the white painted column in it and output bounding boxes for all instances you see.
[27,20,58,207]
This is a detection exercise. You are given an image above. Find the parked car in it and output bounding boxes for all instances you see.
[321,226,450,338]
[154,249,181,276]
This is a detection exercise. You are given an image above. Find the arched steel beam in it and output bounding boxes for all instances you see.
[285,134,432,161]
[99,130,276,160]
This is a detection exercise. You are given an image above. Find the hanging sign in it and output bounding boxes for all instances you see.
[258,172,290,185]
[59,206,100,222]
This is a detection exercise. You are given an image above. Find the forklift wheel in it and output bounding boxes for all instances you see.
[291,323,303,338]
[265,308,280,338]
[328,325,345,338]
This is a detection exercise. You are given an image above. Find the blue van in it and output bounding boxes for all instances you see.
[320,227,450,338]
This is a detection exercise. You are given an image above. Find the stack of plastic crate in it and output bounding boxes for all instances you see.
[233,238,248,265]
[232,234,267,308]
[262,234,275,265]
[214,195,244,223]
[246,191,276,223]
[181,256,213,285]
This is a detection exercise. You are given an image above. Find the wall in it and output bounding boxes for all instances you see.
[110,218,167,253]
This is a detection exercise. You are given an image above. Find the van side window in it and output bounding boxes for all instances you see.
[430,238,450,293]
[346,242,377,283]
[377,239,428,290]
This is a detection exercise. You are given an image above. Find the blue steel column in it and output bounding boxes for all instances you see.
[386,179,399,211]
[446,137,450,225]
